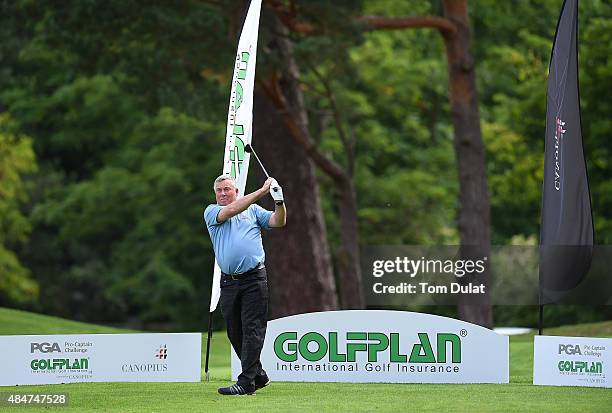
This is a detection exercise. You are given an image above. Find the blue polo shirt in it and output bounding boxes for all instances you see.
[204,203,273,275]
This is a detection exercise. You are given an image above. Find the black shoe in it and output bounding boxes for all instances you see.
[217,383,255,396]
[254,374,270,390]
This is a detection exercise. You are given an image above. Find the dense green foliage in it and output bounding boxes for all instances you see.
[0,114,38,304]
[303,0,458,246]
[0,0,231,325]
[0,1,610,327]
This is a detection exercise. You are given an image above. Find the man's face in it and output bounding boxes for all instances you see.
[215,179,239,206]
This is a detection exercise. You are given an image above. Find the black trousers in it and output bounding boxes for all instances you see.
[220,268,268,388]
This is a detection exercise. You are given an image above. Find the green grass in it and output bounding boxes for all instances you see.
[0,307,610,412]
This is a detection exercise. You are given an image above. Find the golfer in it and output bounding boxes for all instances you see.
[204,174,286,395]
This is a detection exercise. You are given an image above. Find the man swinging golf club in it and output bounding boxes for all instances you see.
[204,160,286,395]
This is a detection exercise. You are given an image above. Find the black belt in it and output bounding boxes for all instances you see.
[222,263,265,280]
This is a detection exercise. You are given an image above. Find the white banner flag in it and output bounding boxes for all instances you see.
[209,0,262,312]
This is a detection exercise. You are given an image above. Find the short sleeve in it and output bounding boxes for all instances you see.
[204,204,223,227]
[251,204,273,230]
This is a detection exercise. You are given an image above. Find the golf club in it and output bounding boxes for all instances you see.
[244,143,270,178]
[245,143,282,201]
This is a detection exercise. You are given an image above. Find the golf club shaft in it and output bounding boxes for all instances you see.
[248,146,270,178]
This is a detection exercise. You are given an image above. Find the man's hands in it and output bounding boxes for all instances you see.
[270,179,284,205]
[267,177,286,227]
[261,177,273,194]
[260,177,283,205]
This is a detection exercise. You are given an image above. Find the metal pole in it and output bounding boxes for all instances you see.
[538,304,543,336]
[204,312,214,381]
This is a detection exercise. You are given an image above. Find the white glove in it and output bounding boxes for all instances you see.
[270,178,284,204]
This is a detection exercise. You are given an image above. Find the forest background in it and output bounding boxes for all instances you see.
[1,0,610,330]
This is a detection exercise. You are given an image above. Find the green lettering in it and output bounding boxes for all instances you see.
[346,332,367,362]
[390,333,407,362]
[299,332,327,362]
[437,333,461,363]
[367,333,389,362]
[233,124,244,136]
[229,131,245,179]
[235,82,244,111]
[274,332,298,362]
[328,332,346,362]
[409,333,436,363]
[237,52,250,80]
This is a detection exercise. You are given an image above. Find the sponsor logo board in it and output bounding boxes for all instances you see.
[534,335,610,388]
[0,333,201,385]
[232,310,508,383]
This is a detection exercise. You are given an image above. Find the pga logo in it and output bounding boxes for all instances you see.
[30,342,61,353]
[558,344,582,355]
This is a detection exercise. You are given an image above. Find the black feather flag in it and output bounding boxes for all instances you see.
[539,0,594,306]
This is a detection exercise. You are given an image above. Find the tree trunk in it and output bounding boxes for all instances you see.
[336,177,364,308]
[265,17,364,309]
[442,0,493,328]
[266,1,492,324]
[253,88,339,319]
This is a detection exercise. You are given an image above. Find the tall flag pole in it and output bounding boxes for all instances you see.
[539,0,593,334]
[205,0,262,381]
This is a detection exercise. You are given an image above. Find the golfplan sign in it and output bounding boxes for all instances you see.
[534,336,610,388]
[0,333,201,386]
[232,310,508,383]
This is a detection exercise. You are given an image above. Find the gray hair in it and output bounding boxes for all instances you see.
[213,174,236,190]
